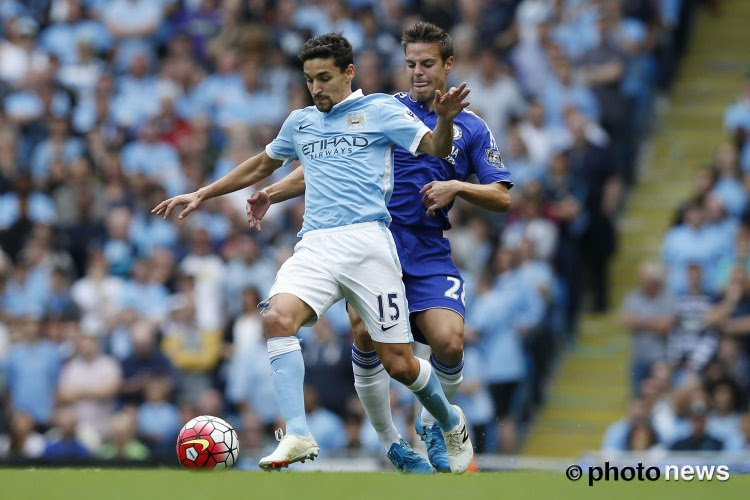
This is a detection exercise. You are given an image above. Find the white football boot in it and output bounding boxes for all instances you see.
[258,429,320,471]
[441,405,474,474]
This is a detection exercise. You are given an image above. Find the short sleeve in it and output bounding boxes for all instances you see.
[265,110,300,162]
[469,117,513,187]
[378,97,430,155]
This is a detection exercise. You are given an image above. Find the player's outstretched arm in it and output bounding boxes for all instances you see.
[246,166,306,230]
[152,151,284,220]
[417,82,470,158]
[420,180,510,216]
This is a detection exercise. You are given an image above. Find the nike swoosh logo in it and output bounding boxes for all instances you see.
[181,438,210,451]
[381,324,397,331]
[299,123,313,130]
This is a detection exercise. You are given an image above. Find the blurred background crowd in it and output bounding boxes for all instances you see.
[606,69,750,454]
[1,0,743,468]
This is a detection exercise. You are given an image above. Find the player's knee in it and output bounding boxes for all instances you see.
[262,308,297,338]
[352,325,374,351]
[430,327,464,365]
[351,319,368,339]
[382,355,418,385]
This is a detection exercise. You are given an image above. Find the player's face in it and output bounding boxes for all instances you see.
[303,58,355,112]
[404,42,453,103]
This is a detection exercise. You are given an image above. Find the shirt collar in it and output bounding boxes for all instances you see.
[327,88,363,113]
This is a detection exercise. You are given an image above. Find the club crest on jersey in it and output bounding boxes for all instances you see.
[346,112,365,130]
[485,148,505,168]
[452,124,462,141]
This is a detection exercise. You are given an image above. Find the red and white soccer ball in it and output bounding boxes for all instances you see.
[176,415,239,470]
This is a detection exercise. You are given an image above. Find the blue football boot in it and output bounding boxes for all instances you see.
[386,439,435,474]
[415,414,451,473]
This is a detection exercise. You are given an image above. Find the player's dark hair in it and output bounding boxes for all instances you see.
[298,33,354,72]
[401,21,454,62]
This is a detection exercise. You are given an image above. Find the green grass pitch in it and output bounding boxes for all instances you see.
[2,469,746,500]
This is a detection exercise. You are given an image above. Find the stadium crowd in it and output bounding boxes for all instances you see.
[0,0,706,466]
[603,66,750,454]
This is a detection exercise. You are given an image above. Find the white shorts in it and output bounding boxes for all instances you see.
[266,221,412,343]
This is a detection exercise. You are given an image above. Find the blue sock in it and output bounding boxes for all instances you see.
[408,358,459,431]
[267,337,310,436]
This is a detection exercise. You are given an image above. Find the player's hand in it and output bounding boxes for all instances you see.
[433,82,470,121]
[151,191,204,220]
[420,180,460,216]
[247,190,271,231]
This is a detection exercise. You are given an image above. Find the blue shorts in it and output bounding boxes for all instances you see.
[390,224,465,343]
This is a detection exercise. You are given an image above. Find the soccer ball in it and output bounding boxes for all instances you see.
[176,415,239,470]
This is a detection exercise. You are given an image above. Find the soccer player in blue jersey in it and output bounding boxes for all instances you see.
[247,23,512,473]
[153,33,474,473]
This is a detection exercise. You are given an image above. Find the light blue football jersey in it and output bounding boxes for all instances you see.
[265,89,430,235]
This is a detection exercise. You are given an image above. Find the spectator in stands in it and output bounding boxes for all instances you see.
[711,143,747,218]
[625,420,661,452]
[71,248,123,335]
[622,260,675,394]
[137,377,180,455]
[541,56,600,129]
[57,329,121,443]
[565,108,621,313]
[671,399,724,451]
[543,150,586,334]
[102,207,137,280]
[501,124,545,189]
[517,99,565,169]
[463,47,526,144]
[98,410,150,461]
[118,258,170,322]
[0,16,49,87]
[178,228,225,330]
[453,332,494,453]
[121,120,185,197]
[29,115,85,185]
[668,263,718,377]
[301,318,354,417]
[602,396,653,452]
[5,314,62,428]
[161,292,222,406]
[576,11,631,181]
[707,264,750,345]
[707,378,744,450]
[663,200,724,295]
[221,235,277,315]
[0,411,46,459]
[119,320,177,406]
[723,70,750,151]
[303,385,347,454]
[43,404,92,460]
[469,248,545,454]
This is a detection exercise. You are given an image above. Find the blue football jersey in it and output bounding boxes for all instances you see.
[388,92,513,230]
[266,90,430,236]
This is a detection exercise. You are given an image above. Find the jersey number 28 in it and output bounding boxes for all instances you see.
[445,277,466,306]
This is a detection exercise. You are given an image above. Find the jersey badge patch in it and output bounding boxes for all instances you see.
[346,112,365,130]
[401,109,419,123]
[485,148,505,168]
[452,124,462,140]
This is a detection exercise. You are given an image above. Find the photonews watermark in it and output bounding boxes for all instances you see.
[565,462,731,486]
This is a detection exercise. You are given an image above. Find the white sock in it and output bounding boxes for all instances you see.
[352,348,400,451]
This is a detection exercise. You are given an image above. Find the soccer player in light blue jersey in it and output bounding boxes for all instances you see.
[153,33,474,473]
[248,23,512,473]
